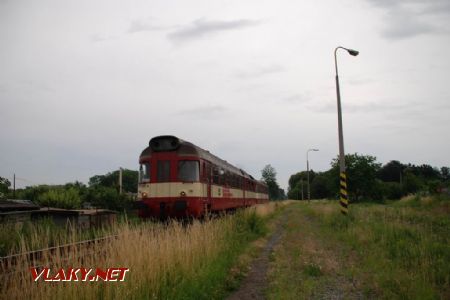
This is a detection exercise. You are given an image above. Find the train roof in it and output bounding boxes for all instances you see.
[140,135,264,183]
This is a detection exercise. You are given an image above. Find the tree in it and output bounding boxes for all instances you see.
[88,169,138,193]
[261,164,282,200]
[310,172,334,199]
[330,153,382,202]
[414,164,440,181]
[440,167,449,182]
[381,181,404,200]
[287,171,308,200]
[403,170,423,194]
[378,160,405,183]
[0,176,11,198]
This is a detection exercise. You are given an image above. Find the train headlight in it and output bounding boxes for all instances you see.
[142,192,148,198]
[180,191,186,197]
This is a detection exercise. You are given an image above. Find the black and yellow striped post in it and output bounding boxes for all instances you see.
[339,172,348,214]
[334,46,358,216]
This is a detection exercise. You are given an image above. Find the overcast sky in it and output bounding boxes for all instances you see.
[1,0,449,190]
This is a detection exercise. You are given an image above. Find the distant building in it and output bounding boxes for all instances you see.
[0,199,117,229]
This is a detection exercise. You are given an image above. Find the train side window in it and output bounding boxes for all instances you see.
[224,172,229,186]
[212,167,219,184]
[201,162,206,182]
[206,164,211,182]
[219,168,225,185]
[178,160,199,182]
[157,160,171,182]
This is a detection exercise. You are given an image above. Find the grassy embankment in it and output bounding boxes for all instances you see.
[1,201,289,299]
[268,195,450,299]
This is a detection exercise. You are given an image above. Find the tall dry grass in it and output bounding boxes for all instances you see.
[252,200,295,217]
[1,202,289,299]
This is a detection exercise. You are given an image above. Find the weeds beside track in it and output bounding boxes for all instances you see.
[267,195,450,299]
[1,201,290,300]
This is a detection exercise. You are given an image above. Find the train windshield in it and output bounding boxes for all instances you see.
[178,160,199,182]
[139,163,151,183]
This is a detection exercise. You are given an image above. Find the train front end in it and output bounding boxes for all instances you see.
[137,136,205,219]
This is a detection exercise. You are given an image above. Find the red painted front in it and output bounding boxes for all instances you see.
[138,197,205,219]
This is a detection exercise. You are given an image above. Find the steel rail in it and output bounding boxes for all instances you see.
[0,234,118,274]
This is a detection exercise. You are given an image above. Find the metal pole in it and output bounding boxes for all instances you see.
[119,168,123,195]
[307,149,319,202]
[334,46,358,215]
[335,48,346,174]
[307,156,310,202]
[13,173,16,199]
[301,180,304,201]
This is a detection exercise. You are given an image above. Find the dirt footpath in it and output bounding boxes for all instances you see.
[227,204,366,300]
[227,213,287,300]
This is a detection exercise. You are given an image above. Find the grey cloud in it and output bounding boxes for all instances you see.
[382,11,434,40]
[307,101,415,114]
[235,64,285,79]
[90,34,117,43]
[347,78,374,86]
[366,0,399,9]
[366,0,450,40]
[420,2,450,15]
[177,105,229,119]
[282,94,310,104]
[308,99,449,125]
[367,0,450,14]
[307,103,335,114]
[127,19,168,34]
[167,18,262,43]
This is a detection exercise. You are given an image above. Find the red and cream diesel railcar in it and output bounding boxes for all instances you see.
[137,136,269,219]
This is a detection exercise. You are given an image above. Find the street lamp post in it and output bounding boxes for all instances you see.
[334,46,359,214]
[301,180,304,200]
[307,149,319,202]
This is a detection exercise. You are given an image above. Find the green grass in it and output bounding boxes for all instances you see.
[154,210,270,300]
[268,195,450,299]
[0,217,117,256]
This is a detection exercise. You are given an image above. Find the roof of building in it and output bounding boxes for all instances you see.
[0,199,40,212]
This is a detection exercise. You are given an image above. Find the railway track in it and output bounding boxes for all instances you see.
[0,235,118,276]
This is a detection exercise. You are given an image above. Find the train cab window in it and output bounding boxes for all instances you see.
[178,160,199,182]
[157,160,171,182]
[139,163,150,183]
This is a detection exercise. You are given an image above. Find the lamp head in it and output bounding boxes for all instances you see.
[347,49,359,56]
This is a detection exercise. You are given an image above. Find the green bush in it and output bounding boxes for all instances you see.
[382,181,404,200]
[234,210,268,240]
[86,186,132,211]
[36,187,81,209]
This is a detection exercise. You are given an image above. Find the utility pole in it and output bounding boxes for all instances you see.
[119,168,123,195]
[307,149,319,202]
[301,180,304,200]
[13,173,16,199]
